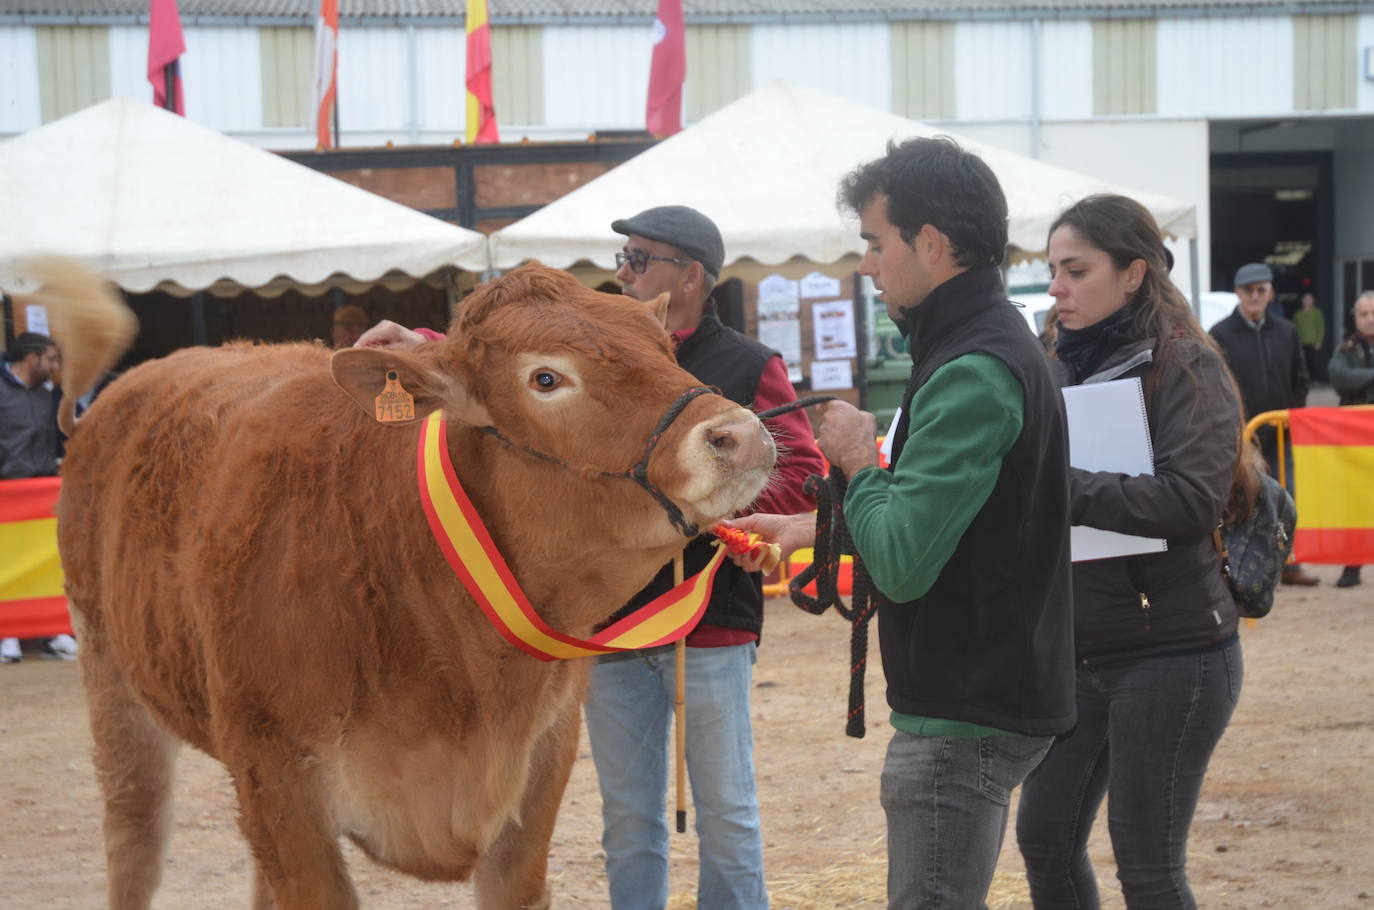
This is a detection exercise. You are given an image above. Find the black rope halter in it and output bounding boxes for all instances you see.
[476,385,716,538]
[756,394,879,740]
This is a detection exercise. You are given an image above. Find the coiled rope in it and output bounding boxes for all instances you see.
[756,396,880,739]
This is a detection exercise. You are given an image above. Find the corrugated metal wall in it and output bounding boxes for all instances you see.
[1158,17,1293,117]
[180,28,262,130]
[37,26,109,123]
[0,27,42,132]
[890,21,954,120]
[337,27,408,131]
[416,26,465,130]
[494,26,544,127]
[1093,19,1156,115]
[1293,14,1356,111]
[1040,20,1093,121]
[954,21,1030,121]
[751,23,890,112]
[261,27,312,128]
[1360,14,1374,112]
[686,24,749,123]
[542,26,652,128]
[108,26,148,105]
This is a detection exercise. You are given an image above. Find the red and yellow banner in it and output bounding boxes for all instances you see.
[417,412,721,661]
[464,0,499,144]
[1291,407,1374,564]
[0,477,72,638]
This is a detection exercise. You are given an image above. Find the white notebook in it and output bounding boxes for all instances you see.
[1060,377,1168,562]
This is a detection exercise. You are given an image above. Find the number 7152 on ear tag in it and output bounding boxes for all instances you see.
[375,370,416,423]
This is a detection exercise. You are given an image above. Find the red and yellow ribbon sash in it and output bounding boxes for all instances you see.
[417,412,723,661]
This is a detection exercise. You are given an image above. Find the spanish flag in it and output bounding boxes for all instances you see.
[0,477,71,639]
[465,0,499,144]
[1290,407,1374,564]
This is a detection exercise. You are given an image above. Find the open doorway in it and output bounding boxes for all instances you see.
[1209,149,1334,364]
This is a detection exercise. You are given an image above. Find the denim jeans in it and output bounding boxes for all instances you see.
[881,730,1053,909]
[584,643,767,910]
[1015,638,1243,909]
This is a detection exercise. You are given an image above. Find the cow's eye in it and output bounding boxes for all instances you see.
[530,369,562,391]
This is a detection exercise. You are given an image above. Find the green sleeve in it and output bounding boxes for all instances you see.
[843,353,1024,603]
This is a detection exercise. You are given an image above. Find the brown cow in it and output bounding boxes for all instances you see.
[39,260,777,909]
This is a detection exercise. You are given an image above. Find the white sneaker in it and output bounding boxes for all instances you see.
[45,633,79,660]
[1,637,21,664]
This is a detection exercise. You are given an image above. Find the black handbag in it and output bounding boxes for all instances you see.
[1213,471,1298,619]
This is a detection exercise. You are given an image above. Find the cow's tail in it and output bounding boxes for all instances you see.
[19,257,138,435]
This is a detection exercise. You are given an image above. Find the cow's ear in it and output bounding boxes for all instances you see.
[645,292,670,327]
[331,348,492,427]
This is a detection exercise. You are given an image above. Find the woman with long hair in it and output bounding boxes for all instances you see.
[1016,194,1254,909]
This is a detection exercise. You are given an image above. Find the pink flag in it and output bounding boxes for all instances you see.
[147,0,186,114]
[645,0,684,137]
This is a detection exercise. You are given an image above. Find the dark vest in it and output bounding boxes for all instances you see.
[880,266,1076,736]
[616,304,776,635]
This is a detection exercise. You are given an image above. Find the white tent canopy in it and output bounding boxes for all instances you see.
[490,81,1196,272]
[0,98,489,297]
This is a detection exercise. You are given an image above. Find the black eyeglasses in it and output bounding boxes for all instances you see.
[615,250,693,275]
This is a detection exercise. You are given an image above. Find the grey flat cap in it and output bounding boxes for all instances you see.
[1234,262,1273,287]
[611,205,725,279]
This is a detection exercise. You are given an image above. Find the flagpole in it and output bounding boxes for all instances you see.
[333,94,340,149]
[164,61,174,113]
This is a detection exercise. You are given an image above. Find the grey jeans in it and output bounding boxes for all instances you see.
[881,730,1053,909]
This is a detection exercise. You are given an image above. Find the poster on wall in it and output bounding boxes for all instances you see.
[811,359,854,391]
[757,274,801,319]
[759,319,804,384]
[812,299,857,360]
[800,271,842,299]
[24,304,49,336]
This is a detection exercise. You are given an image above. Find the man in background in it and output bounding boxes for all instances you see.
[1293,291,1326,384]
[1,332,76,662]
[1210,262,1318,586]
[1327,291,1374,588]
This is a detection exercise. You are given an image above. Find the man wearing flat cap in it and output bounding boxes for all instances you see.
[1210,261,1317,585]
[582,205,824,909]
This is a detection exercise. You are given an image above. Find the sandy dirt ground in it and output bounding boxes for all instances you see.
[2,565,1372,909]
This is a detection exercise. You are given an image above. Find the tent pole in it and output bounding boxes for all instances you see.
[1189,236,1201,318]
[853,272,868,411]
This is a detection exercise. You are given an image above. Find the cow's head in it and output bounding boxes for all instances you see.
[331,265,776,550]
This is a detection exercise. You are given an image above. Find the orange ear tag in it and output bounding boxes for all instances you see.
[374,370,416,423]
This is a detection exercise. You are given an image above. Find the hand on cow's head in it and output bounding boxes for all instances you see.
[331,347,493,428]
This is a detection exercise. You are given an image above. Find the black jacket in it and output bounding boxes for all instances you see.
[0,367,58,480]
[1329,335,1374,406]
[1056,335,1241,665]
[879,266,1077,736]
[607,305,777,637]
[1209,308,1308,420]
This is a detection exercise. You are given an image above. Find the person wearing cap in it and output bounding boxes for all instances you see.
[331,304,371,349]
[1210,262,1317,585]
[582,205,824,910]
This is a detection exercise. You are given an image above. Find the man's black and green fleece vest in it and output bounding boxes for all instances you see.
[881,266,1076,736]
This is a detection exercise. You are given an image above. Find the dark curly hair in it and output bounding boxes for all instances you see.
[5,332,55,363]
[839,136,1008,268]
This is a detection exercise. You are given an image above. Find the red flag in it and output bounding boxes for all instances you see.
[147,0,186,115]
[645,0,685,137]
[465,0,499,144]
[311,0,340,149]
